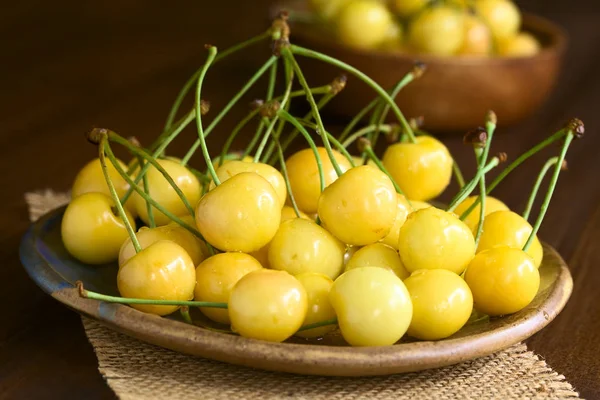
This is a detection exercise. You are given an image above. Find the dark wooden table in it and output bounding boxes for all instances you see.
[1,1,599,399]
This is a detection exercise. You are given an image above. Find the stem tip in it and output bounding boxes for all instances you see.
[330,74,347,95]
[86,128,108,145]
[357,137,372,154]
[200,99,211,115]
[561,160,568,170]
[412,61,427,78]
[486,110,498,125]
[566,118,585,138]
[497,152,508,163]
[463,127,487,148]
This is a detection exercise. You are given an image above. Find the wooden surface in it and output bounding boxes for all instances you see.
[1,1,599,399]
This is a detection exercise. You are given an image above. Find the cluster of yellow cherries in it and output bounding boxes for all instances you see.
[308,0,541,57]
[63,15,581,347]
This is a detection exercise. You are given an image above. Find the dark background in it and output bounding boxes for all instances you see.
[1,1,600,399]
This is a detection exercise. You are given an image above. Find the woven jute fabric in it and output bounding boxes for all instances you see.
[25,190,580,400]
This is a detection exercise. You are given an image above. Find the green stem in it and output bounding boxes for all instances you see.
[181,55,279,165]
[362,145,411,206]
[342,124,393,148]
[80,286,228,308]
[278,109,326,194]
[452,159,466,188]
[459,129,568,221]
[270,92,335,165]
[104,144,213,253]
[474,173,486,247]
[338,98,380,143]
[296,317,338,332]
[283,47,343,177]
[523,133,574,251]
[522,157,560,221]
[98,138,141,253]
[473,116,497,245]
[122,110,195,201]
[163,31,270,133]
[109,133,196,219]
[180,306,193,324]
[218,108,261,168]
[291,44,417,143]
[137,156,156,228]
[193,46,220,185]
[277,141,302,218]
[447,158,500,213]
[292,118,357,168]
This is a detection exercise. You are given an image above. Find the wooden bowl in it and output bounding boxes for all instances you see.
[279,3,567,132]
[20,206,573,376]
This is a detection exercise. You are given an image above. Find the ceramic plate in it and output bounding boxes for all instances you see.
[19,206,573,376]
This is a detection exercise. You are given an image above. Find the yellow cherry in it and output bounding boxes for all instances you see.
[398,207,476,274]
[408,6,465,56]
[117,240,196,316]
[476,210,543,268]
[346,243,409,280]
[381,194,412,250]
[404,269,473,340]
[248,207,311,268]
[71,157,135,214]
[71,157,129,199]
[343,245,360,266]
[382,136,453,201]
[268,219,345,280]
[61,192,136,265]
[118,224,207,268]
[475,0,521,40]
[318,165,397,246]
[329,267,413,346]
[286,147,352,213]
[453,195,510,232]
[465,247,540,316]
[380,21,404,51]
[309,0,352,20]
[336,0,393,49]
[209,160,287,207]
[294,272,337,338]
[211,154,253,171]
[131,159,201,226]
[196,172,281,252]
[229,269,308,342]
[497,32,541,57]
[458,14,492,56]
[194,252,263,324]
[392,0,430,17]
[410,200,434,211]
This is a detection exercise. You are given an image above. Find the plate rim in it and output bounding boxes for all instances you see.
[19,206,574,377]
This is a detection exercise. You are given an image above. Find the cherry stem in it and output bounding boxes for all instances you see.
[523,132,575,251]
[162,31,270,133]
[291,44,417,143]
[282,47,343,177]
[268,92,335,165]
[447,157,500,213]
[452,159,466,188]
[276,141,302,218]
[522,157,560,221]
[122,110,195,202]
[77,282,227,308]
[338,98,379,143]
[296,317,338,332]
[193,46,220,185]
[369,69,418,149]
[361,144,412,207]
[459,128,568,221]
[181,55,279,165]
[218,108,261,167]
[108,133,196,219]
[254,77,294,162]
[137,155,156,229]
[473,115,497,245]
[180,306,193,324]
[103,143,213,254]
[342,124,394,148]
[292,119,356,167]
[278,109,326,194]
[97,136,141,253]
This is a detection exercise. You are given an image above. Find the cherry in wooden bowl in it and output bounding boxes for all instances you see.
[279,4,567,132]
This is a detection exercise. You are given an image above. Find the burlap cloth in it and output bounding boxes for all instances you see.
[25,190,581,400]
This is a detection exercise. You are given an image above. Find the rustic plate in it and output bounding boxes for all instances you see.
[20,206,573,376]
